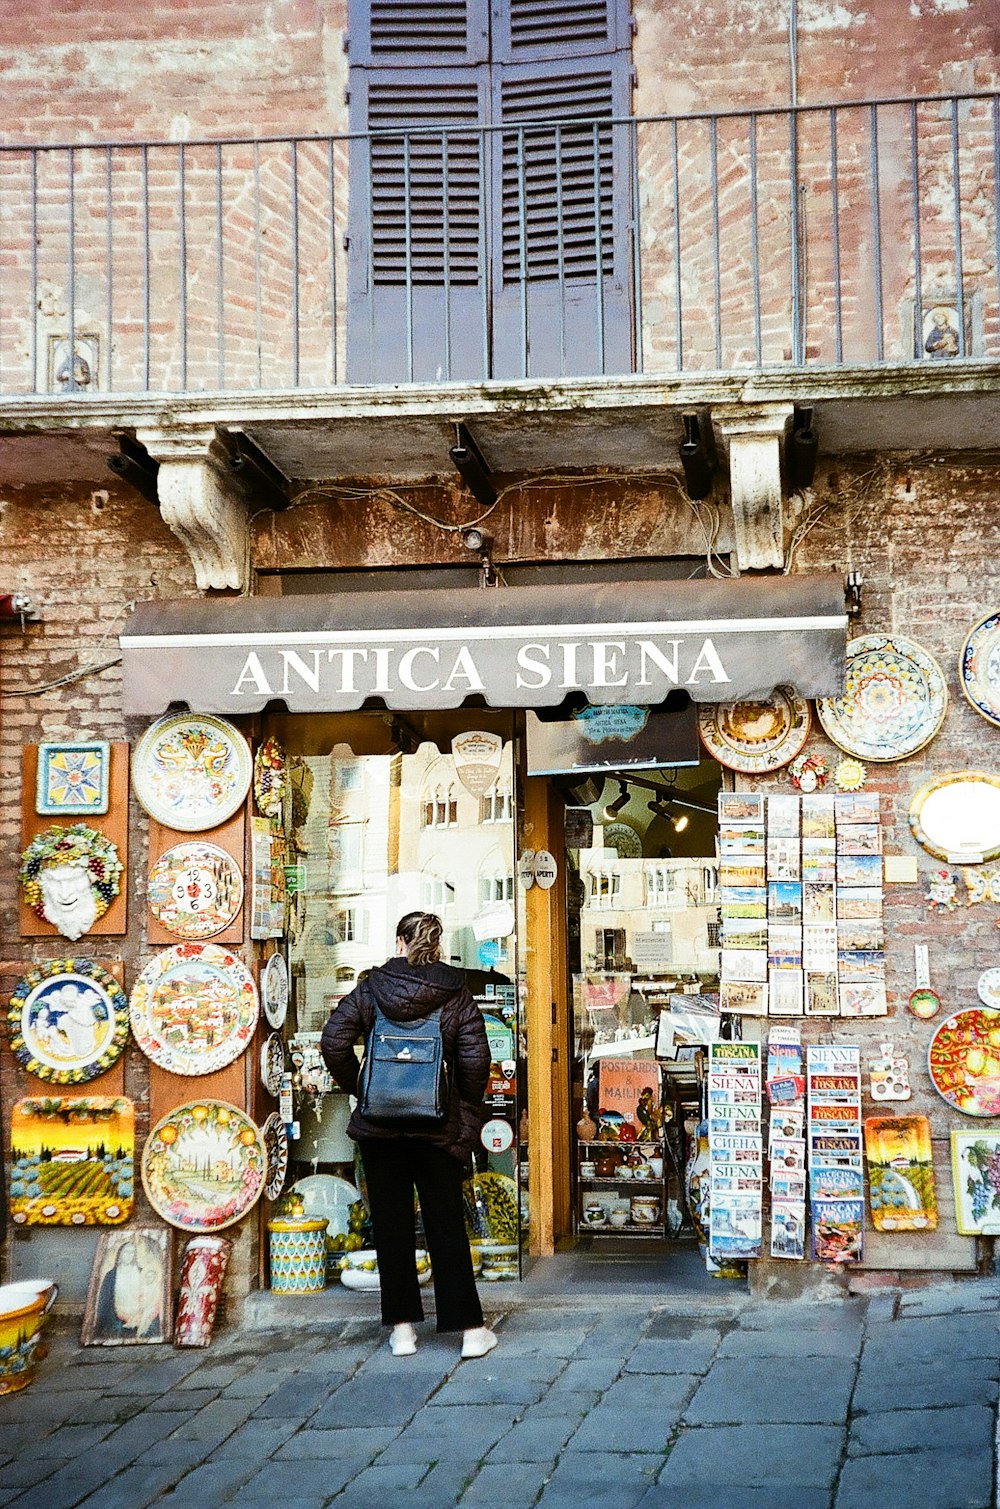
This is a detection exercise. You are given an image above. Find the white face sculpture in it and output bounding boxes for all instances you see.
[38,862,99,940]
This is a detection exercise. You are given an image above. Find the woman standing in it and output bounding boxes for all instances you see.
[321,911,497,1359]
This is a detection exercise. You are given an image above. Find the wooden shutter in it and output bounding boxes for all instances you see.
[490,57,634,377]
[492,0,627,60]
[346,70,490,382]
[348,0,489,65]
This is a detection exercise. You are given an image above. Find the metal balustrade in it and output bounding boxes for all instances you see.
[0,91,997,396]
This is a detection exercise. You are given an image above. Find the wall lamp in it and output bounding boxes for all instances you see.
[678,411,716,501]
[450,423,497,507]
[0,592,40,624]
[787,405,819,490]
[462,525,497,586]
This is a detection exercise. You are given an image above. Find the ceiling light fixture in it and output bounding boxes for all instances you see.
[602,782,630,822]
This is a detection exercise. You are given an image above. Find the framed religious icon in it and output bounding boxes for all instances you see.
[81,1227,174,1346]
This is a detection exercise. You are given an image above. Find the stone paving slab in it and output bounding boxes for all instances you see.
[846,1404,994,1457]
[715,1326,862,1359]
[642,1489,832,1509]
[375,1403,521,1464]
[683,1358,856,1425]
[835,1450,992,1509]
[657,1423,844,1490]
[461,1462,555,1503]
[625,1334,722,1373]
[535,1449,663,1508]
[851,1356,999,1415]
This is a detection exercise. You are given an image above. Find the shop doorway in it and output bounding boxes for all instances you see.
[265,709,529,1280]
[560,759,735,1289]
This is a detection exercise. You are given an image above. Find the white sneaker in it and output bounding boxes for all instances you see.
[461,1327,498,1359]
[389,1323,417,1356]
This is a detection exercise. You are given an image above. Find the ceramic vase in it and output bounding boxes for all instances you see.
[268,1217,328,1294]
[175,1236,232,1347]
[0,1281,58,1394]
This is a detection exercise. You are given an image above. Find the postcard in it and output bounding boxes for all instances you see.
[720,825,766,857]
[720,886,768,918]
[802,883,836,922]
[720,861,767,889]
[770,1200,806,1259]
[719,793,764,823]
[837,853,883,885]
[836,886,883,920]
[802,834,836,857]
[804,970,840,1016]
[802,924,837,970]
[768,922,803,954]
[835,792,880,825]
[766,794,801,836]
[767,837,801,881]
[837,921,885,953]
[838,950,886,982]
[802,795,836,839]
[722,949,768,982]
[839,980,888,1016]
[723,917,768,949]
[801,852,836,883]
[768,881,802,920]
[720,979,768,1015]
[768,968,804,1016]
[836,822,882,857]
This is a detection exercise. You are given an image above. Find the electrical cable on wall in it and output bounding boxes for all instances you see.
[4,601,133,697]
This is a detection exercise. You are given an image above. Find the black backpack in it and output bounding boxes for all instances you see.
[357,998,448,1123]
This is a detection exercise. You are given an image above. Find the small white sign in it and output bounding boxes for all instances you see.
[481,1117,515,1153]
[533,849,557,889]
[518,850,537,889]
[914,944,930,989]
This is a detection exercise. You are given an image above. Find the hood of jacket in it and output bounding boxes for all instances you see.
[365,956,468,1022]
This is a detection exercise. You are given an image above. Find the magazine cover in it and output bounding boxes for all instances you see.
[811,1198,864,1261]
[865,1116,937,1232]
[770,1201,806,1259]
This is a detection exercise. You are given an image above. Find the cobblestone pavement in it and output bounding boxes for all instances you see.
[0,1279,998,1509]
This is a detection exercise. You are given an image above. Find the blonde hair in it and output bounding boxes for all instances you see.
[396,911,443,966]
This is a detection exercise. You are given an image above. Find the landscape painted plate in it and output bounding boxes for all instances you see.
[8,960,129,1085]
[148,841,243,940]
[960,612,1000,727]
[816,634,947,762]
[928,1009,1000,1117]
[697,687,811,773]
[129,942,258,1076]
[979,970,1000,1010]
[142,1100,265,1233]
[132,714,251,832]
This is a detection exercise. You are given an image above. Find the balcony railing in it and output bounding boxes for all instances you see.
[0,91,998,398]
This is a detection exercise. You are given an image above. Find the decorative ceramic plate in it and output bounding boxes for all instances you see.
[960,612,1000,726]
[254,737,288,819]
[262,953,289,1030]
[129,942,259,1076]
[148,841,244,940]
[132,714,252,832]
[261,1112,289,1202]
[142,1100,265,1232]
[8,960,129,1085]
[978,970,1000,1010]
[908,772,1000,863]
[816,634,947,762]
[928,1009,1000,1117]
[288,1174,360,1243]
[908,988,942,1021]
[604,821,641,859]
[697,687,811,773]
[260,1033,285,1096]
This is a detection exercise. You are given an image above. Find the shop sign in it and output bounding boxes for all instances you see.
[451,730,503,795]
[121,574,849,715]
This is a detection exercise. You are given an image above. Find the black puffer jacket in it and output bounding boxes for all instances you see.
[320,957,490,1163]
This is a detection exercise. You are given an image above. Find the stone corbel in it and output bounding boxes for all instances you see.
[712,403,795,572]
[135,425,250,591]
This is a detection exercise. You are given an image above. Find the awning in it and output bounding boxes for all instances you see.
[120,573,848,716]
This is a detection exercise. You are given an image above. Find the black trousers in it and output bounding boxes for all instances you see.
[359,1137,484,1333]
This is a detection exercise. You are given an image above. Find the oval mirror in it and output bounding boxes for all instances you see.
[908,772,1000,863]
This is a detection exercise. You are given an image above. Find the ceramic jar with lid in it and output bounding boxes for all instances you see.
[630,1195,661,1225]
